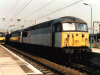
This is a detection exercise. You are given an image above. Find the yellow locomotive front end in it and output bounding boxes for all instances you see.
[0,33,5,44]
[10,37,18,42]
[60,22,91,54]
[9,30,23,43]
[0,37,5,44]
[61,32,89,48]
[52,17,92,54]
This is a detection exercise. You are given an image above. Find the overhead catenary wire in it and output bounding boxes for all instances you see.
[21,0,80,26]
[2,0,73,27]
[35,0,84,20]
[2,0,84,29]
[22,0,56,19]
[4,0,55,29]
[23,0,72,19]
[0,0,19,28]
[37,0,73,20]
[12,0,32,19]
[14,0,27,16]
[5,0,19,18]
[6,0,28,28]
[3,0,32,28]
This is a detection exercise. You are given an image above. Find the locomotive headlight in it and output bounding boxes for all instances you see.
[66,34,67,37]
[85,35,87,37]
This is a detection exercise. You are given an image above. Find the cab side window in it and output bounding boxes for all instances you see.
[56,24,61,32]
[23,32,27,37]
[53,25,55,32]
[53,23,61,32]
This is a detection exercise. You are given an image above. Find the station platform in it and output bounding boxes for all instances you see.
[0,45,42,75]
[92,48,100,53]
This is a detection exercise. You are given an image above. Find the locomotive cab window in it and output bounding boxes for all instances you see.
[76,23,87,31]
[11,33,18,37]
[0,34,5,37]
[53,23,61,32]
[63,23,75,31]
[23,32,27,37]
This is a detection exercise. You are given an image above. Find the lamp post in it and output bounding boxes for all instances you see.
[95,30,97,47]
[84,3,92,48]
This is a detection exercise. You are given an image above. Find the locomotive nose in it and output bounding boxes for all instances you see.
[63,32,89,47]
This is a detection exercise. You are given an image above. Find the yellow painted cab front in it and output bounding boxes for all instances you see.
[10,37,18,42]
[0,37,5,44]
[53,22,92,53]
[0,33,5,44]
[60,22,89,48]
[61,32,89,48]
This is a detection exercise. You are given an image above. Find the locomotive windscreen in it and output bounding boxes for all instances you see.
[0,33,5,37]
[62,23,88,31]
[63,23,75,30]
[76,23,87,31]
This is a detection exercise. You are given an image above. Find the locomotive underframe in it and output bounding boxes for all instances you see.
[63,47,92,54]
[63,47,92,62]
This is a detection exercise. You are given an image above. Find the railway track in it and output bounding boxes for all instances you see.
[3,44,86,75]
[3,44,62,75]
[3,44,100,75]
[66,61,100,75]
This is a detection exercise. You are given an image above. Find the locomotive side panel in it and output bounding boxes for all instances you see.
[54,32,61,47]
[23,27,52,46]
[22,31,29,43]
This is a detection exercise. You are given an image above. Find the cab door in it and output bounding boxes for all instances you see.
[52,25,55,47]
[52,23,62,47]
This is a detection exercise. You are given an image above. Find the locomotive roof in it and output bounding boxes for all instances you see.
[24,20,54,31]
[23,16,86,31]
[10,29,24,34]
[53,16,87,24]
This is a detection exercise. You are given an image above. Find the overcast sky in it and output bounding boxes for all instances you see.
[0,0,100,33]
